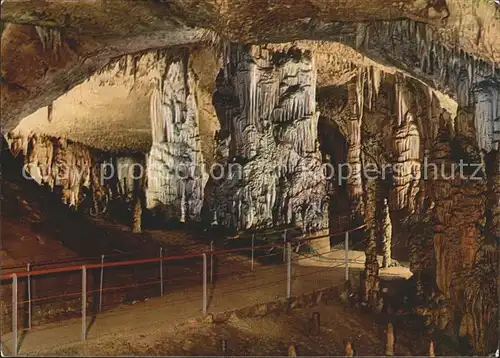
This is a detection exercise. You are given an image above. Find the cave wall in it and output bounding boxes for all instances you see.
[207,44,329,247]
[7,133,145,222]
[319,60,499,353]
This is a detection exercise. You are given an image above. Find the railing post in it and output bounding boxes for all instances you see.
[286,242,292,299]
[251,233,255,272]
[99,255,104,312]
[210,241,214,284]
[344,231,349,281]
[160,247,164,297]
[27,263,31,329]
[82,265,87,342]
[12,273,18,356]
[283,229,287,263]
[202,253,207,316]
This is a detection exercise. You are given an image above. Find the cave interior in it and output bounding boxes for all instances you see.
[0,0,499,355]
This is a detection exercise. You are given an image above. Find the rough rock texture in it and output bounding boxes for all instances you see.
[146,53,208,222]
[13,46,222,154]
[0,21,208,132]
[361,178,380,304]
[2,0,499,132]
[319,63,498,353]
[207,45,329,247]
[7,133,146,226]
[9,134,92,208]
[14,50,181,152]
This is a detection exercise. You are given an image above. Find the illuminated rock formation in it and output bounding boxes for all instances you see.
[208,45,329,248]
[7,133,145,228]
[146,54,207,222]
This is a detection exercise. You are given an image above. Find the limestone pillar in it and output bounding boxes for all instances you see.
[209,44,329,249]
[146,55,207,222]
[362,177,380,304]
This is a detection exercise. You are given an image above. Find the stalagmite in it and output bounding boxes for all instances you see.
[362,178,380,304]
[132,196,142,233]
[345,341,354,357]
[429,340,435,357]
[381,198,392,268]
[385,322,394,356]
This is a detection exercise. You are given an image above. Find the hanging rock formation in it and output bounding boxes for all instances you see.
[346,81,365,222]
[7,133,146,228]
[208,44,329,249]
[318,58,498,353]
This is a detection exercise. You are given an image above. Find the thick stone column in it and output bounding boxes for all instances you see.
[209,44,329,251]
[390,92,421,214]
[362,177,380,304]
[146,55,207,222]
[486,150,500,240]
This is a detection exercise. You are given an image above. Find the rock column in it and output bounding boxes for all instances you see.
[209,44,329,250]
[146,55,207,222]
[362,177,380,304]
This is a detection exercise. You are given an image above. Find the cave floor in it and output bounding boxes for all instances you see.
[1,246,415,356]
[2,296,461,356]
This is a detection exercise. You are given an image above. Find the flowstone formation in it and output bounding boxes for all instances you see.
[317,59,498,353]
[7,133,146,227]
[146,53,207,222]
[208,45,329,249]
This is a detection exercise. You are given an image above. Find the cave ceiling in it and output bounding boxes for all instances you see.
[1,0,499,134]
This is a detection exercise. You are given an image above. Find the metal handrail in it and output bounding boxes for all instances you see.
[1,224,367,281]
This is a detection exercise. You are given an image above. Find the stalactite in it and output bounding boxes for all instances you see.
[34,26,62,59]
[373,67,382,97]
[367,67,374,111]
[345,83,364,221]
[356,69,365,121]
[356,23,369,50]
[473,80,500,153]
[322,22,499,351]
[8,133,144,221]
